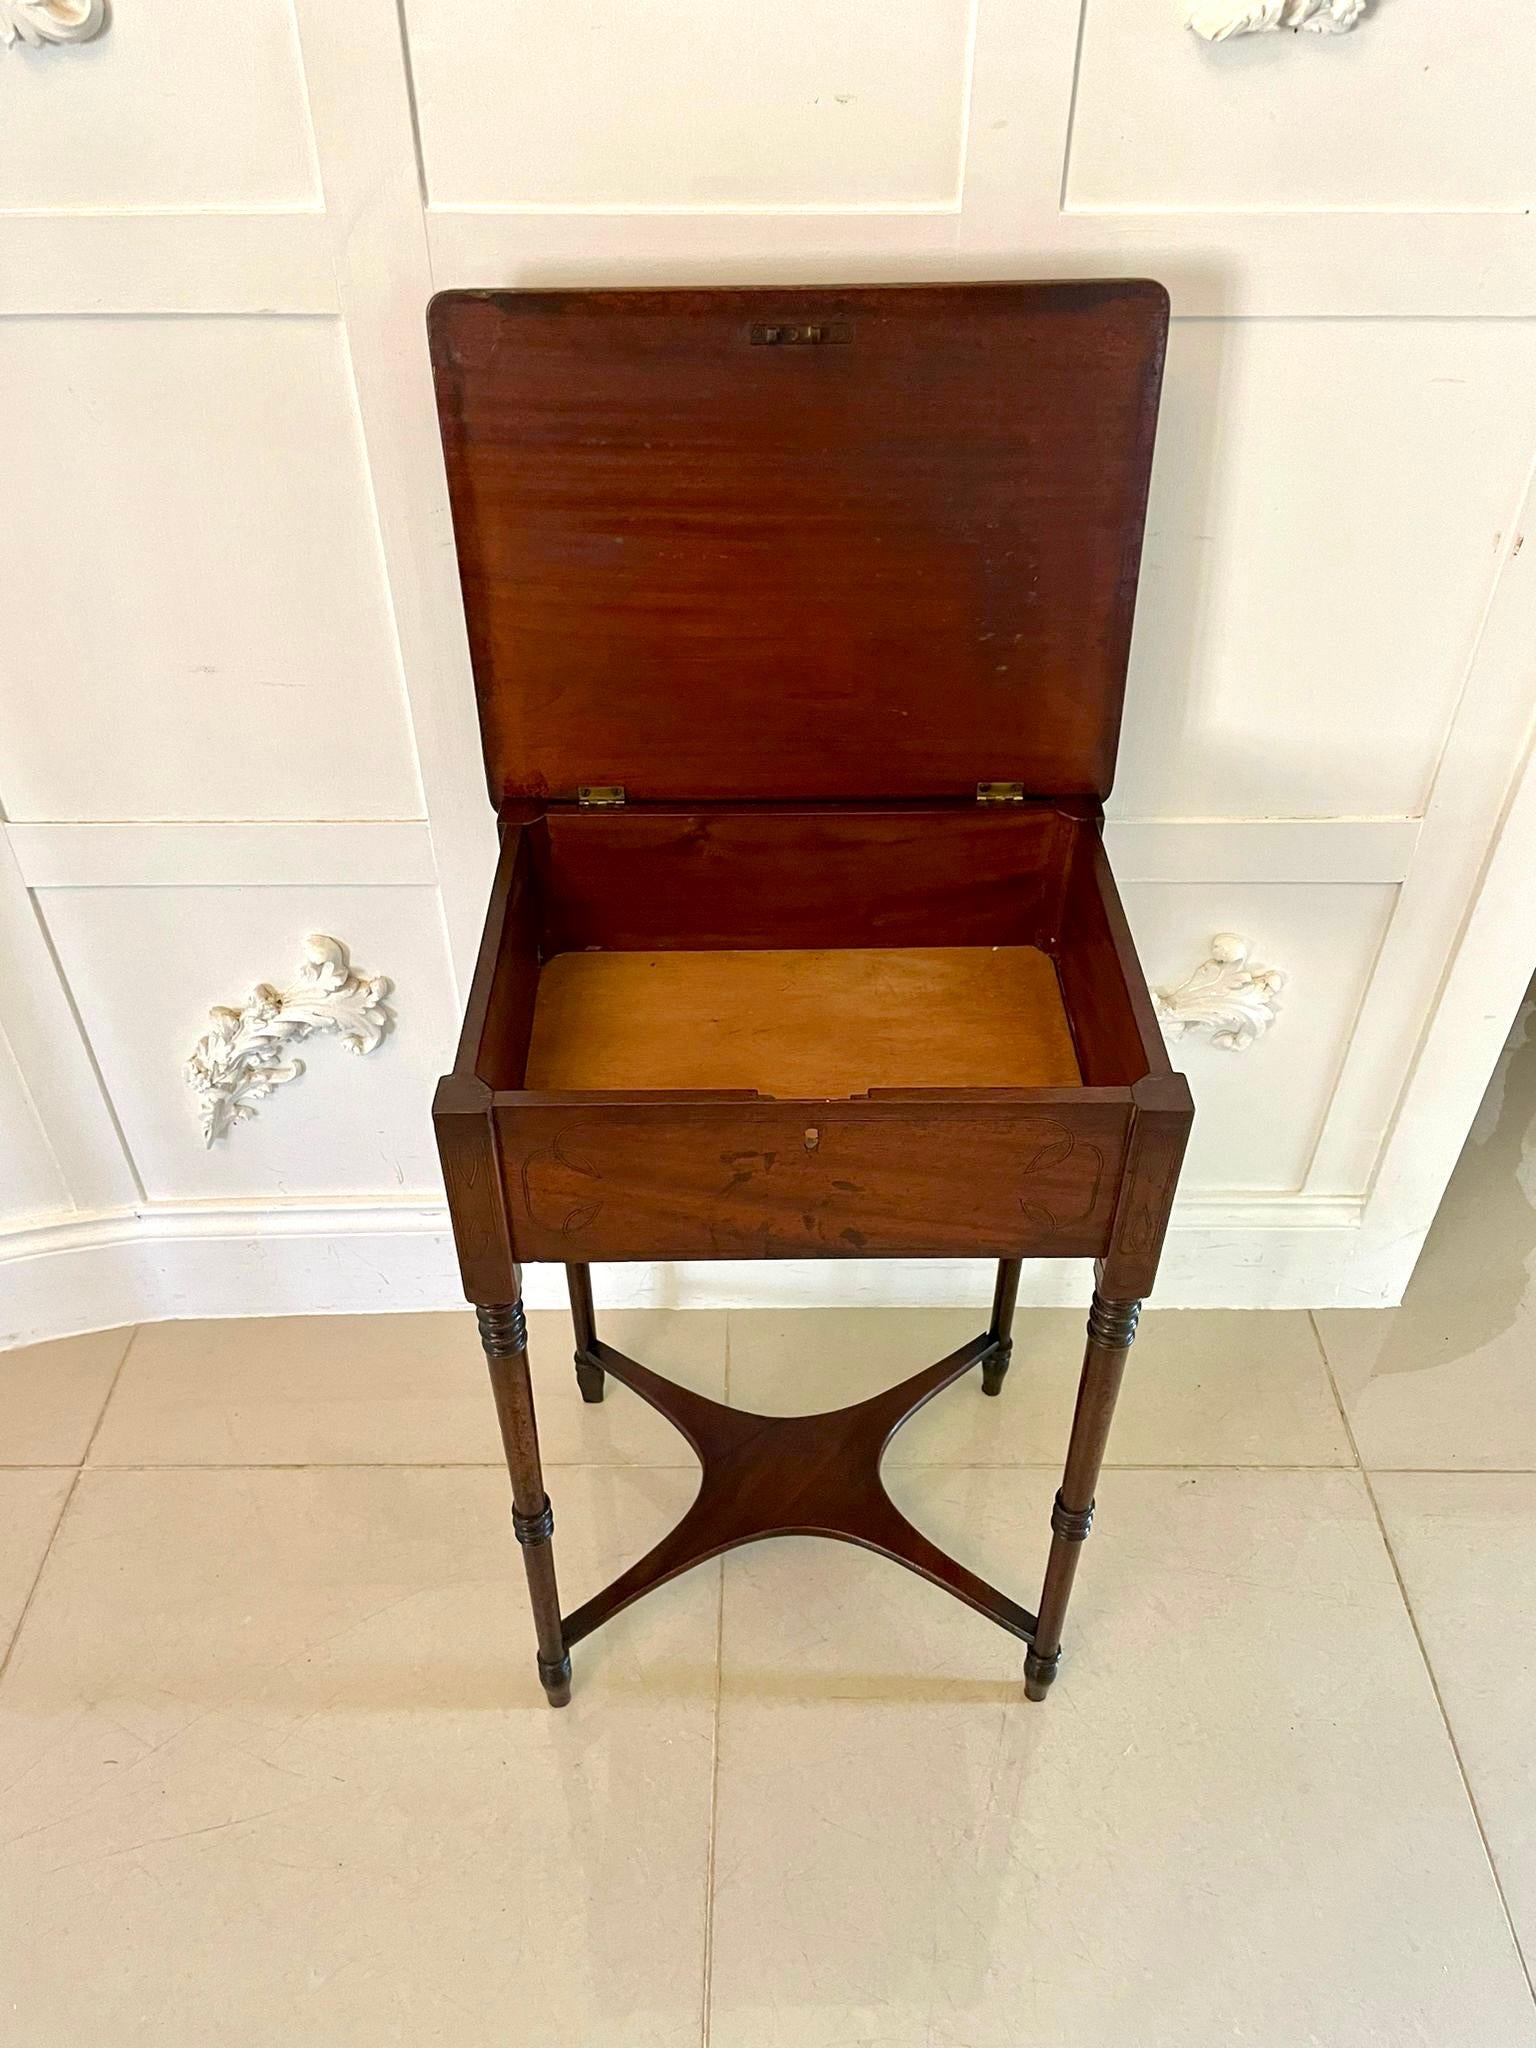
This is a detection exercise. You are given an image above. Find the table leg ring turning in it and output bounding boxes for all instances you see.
[476,1300,574,1708]
[471,1269,1155,1711]
[1023,1289,1142,1701]
[537,1652,574,1707]
[513,1498,556,1547]
[1051,1495,1096,1543]
[428,280,1197,1724]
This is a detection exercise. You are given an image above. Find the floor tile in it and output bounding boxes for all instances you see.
[726,1306,1352,1467]
[1317,1294,1536,1471]
[90,1308,727,1467]
[0,1470,73,1651]
[1375,1472,1536,1970]
[0,1462,715,2046]
[707,1467,1533,2047]
[1316,991,1536,1470]
[0,1326,134,1465]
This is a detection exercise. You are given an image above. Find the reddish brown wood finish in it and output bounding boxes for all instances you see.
[983,1256,1023,1397]
[1057,832,1174,1086]
[430,279,1193,1710]
[433,1076,516,1305]
[499,1096,1127,1263]
[565,1262,604,1403]
[430,282,1168,805]
[1024,1290,1140,1700]
[1101,1072,1194,1300]
[476,1293,571,1706]
[559,1327,1037,1651]
[470,801,1162,1094]
[526,803,1073,955]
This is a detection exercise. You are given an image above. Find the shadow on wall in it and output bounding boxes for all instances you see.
[1374,979,1536,1379]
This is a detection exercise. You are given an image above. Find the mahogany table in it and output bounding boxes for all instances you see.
[430,281,1193,1707]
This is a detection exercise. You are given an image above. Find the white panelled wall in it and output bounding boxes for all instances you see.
[2,0,1534,1344]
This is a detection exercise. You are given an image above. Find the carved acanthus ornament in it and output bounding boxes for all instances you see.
[1153,934,1284,1052]
[186,935,395,1146]
[1,0,107,49]
[1185,0,1366,40]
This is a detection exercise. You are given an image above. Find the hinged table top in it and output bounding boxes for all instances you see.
[429,280,1168,807]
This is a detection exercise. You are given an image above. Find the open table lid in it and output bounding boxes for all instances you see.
[429,280,1168,807]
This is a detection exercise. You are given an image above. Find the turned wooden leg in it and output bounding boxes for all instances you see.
[566,1263,605,1404]
[476,1299,572,1706]
[1024,1289,1141,1702]
[982,1257,1023,1397]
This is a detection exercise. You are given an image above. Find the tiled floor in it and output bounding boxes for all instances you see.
[2,1008,1533,2042]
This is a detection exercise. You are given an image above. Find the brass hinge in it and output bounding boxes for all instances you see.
[976,781,1025,805]
[577,784,626,808]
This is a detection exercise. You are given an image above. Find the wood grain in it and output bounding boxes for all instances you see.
[497,1097,1127,1262]
[429,281,1168,804]
[529,802,1072,956]
[431,277,1192,1705]
[558,1330,1038,1653]
[523,946,1081,1097]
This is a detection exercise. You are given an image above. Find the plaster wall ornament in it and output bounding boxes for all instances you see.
[186,935,395,1146]
[1185,0,1366,40]
[1153,933,1285,1051]
[1,0,107,49]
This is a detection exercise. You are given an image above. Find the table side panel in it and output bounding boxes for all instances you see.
[531,803,1072,954]
[1056,830,1171,1085]
[457,822,542,1082]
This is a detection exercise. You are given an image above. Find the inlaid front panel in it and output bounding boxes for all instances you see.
[404,0,973,208]
[0,318,424,824]
[497,1099,1128,1262]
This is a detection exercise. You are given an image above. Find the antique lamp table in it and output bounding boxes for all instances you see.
[430,281,1193,1707]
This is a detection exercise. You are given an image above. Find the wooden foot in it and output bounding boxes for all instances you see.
[980,1343,1011,1398]
[477,1297,572,1708]
[981,1258,1022,1397]
[538,1652,573,1707]
[558,1329,1037,1653]
[1024,1288,1140,1703]
[1022,1647,1059,1701]
[566,1263,606,1404]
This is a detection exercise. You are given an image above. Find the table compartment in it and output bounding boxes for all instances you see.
[451,801,1166,1263]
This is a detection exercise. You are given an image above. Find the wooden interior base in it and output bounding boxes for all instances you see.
[525,945,1081,1097]
[559,1330,1039,1653]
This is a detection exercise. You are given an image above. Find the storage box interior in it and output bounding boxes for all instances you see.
[475,804,1156,1099]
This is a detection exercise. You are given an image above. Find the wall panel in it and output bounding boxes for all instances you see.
[0,316,423,824]
[1115,317,1536,823]
[2,0,1534,1331]
[0,1022,69,1225]
[1122,881,1395,1194]
[404,0,975,210]
[1067,5,1536,216]
[0,0,319,211]
[35,884,458,1203]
